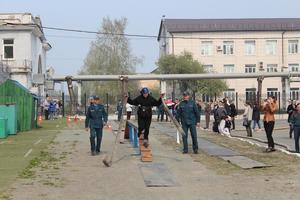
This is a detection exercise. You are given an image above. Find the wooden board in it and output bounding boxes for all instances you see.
[161,100,186,137]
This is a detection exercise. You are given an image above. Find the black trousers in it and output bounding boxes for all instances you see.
[138,116,152,140]
[264,121,275,148]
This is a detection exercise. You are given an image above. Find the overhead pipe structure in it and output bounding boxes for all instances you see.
[51,72,300,110]
[51,72,300,82]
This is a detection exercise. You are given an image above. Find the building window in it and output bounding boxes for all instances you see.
[223,89,235,101]
[290,88,300,100]
[223,64,234,73]
[288,40,298,54]
[203,65,213,73]
[265,40,277,55]
[289,64,299,72]
[266,64,278,72]
[245,40,255,55]
[3,39,14,59]
[267,88,278,99]
[201,41,213,56]
[245,64,256,73]
[223,41,234,55]
[245,88,256,103]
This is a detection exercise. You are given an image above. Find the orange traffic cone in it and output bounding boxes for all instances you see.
[38,115,43,125]
[67,115,71,123]
[74,115,78,123]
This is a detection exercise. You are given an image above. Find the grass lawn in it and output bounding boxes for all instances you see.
[0,118,68,195]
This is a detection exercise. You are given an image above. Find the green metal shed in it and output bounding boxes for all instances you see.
[0,79,38,132]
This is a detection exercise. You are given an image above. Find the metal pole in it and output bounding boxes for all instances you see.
[62,92,65,117]
[106,92,109,115]
[84,93,87,115]
[235,92,238,112]
[278,92,281,113]
[51,72,300,82]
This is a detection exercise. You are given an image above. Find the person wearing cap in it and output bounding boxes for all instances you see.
[85,96,108,156]
[177,91,200,154]
[126,87,164,147]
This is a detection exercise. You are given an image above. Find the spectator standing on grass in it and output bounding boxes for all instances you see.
[252,102,262,131]
[204,100,212,130]
[243,102,253,137]
[43,96,50,120]
[287,99,296,138]
[290,103,300,153]
[262,96,277,152]
[48,99,56,120]
[126,103,133,120]
[229,101,237,130]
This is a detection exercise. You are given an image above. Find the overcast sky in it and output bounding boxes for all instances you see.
[1,0,300,75]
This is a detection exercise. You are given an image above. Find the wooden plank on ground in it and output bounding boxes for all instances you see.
[220,156,272,169]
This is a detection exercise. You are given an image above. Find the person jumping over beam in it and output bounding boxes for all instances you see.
[126,87,164,147]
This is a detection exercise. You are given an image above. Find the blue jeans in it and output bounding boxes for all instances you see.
[294,126,300,153]
[182,123,198,153]
[252,120,261,129]
[90,128,103,152]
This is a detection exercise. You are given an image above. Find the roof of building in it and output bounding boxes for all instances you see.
[158,18,300,40]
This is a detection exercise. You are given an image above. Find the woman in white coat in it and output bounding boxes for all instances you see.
[243,102,253,137]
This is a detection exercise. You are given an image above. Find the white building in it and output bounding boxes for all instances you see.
[0,13,51,96]
[158,18,300,109]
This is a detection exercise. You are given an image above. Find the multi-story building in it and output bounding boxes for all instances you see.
[0,13,51,96]
[158,18,300,109]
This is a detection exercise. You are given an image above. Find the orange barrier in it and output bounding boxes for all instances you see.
[67,115,71,123]
[38,115,43,125]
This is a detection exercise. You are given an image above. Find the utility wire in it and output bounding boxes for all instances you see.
[5,22,300,40]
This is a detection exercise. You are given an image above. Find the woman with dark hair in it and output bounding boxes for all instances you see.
[262,96,277,152]
[243,102,253,137]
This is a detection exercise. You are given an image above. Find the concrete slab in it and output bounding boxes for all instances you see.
[139,163,177,187]
[220,156,272,169]
[198,139,241,156]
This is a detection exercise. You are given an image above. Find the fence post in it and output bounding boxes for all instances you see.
[62,92,65,117]
[235,92,238,112]
[106,92,109,115]
[133,128,138,148]
[278,92,281,113]
[84,93,87,115]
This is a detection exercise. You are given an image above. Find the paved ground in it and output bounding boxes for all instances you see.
[3,117,300,200]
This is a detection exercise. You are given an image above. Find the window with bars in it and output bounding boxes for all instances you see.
[203,65,213,73]
[265,40,277,55]
[223,41,234,55]
[288,40,298,54]
[223,89,235,101]
[245,40,255,55]
[245,88,256,103]
[223,64,234,73]
[289,64,299,72]
[201,41,213,56]
[245,64,256,73]
[266,64,278,72]
[290,88,300,100]
[3,39,14,59]
[267,88,278,99]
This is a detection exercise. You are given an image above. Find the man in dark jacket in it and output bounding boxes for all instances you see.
[126,87,163,147]
[85,96,108,156]
[287,99,296,138]
[177,91,200,154]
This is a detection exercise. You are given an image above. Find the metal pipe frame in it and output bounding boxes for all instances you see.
[51,72,300,82]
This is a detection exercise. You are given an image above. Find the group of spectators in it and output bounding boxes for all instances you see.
[41,95,62,120]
